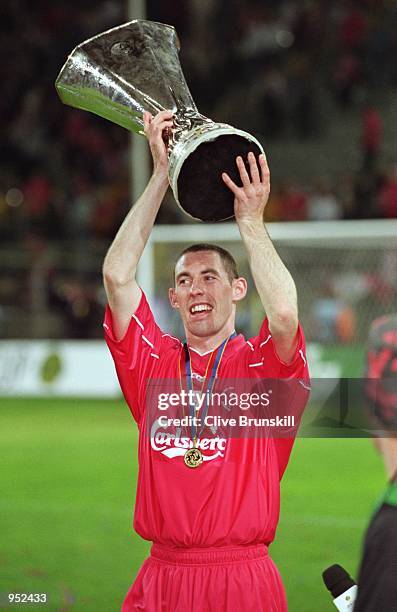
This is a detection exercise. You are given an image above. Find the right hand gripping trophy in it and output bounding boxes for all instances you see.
[56,20,264,222]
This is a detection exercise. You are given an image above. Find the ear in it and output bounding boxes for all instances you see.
[169,287,179,309]
[232,277,247,303]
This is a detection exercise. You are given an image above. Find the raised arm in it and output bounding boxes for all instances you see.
[222,152,299,363]
[103,110,173,340]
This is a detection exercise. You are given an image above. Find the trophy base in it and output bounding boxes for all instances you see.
[170,125,264,222]
[178,135,263,222]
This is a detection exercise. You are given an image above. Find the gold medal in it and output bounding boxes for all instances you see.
[184,446,203,468]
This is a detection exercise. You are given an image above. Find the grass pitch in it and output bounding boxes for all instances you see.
[0,398,384,611]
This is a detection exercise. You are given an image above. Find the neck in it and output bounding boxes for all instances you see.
[186,323,236,354]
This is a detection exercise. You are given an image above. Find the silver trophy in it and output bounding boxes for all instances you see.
[55,20,264,222]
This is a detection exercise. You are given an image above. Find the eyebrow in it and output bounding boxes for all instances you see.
[175,268,220,282]
[201,268,220,276]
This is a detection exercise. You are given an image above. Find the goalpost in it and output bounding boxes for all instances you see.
[137,219,397,377]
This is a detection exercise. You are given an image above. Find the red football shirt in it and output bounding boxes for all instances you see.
[104,291,309,548]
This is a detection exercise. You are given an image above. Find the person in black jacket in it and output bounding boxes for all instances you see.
[354,315,397,612]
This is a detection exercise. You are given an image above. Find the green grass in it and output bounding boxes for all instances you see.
[0,399,384,611]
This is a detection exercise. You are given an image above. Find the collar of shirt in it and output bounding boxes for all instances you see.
[188,333,245,376]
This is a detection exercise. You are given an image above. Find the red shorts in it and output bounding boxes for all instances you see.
[122,543,288,612]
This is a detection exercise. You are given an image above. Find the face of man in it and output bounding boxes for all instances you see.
[169,250,246,339]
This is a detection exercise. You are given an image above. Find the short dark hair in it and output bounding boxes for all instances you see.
[175,243,238,284]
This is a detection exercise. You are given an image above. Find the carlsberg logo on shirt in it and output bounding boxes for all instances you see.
[150,420,226,461]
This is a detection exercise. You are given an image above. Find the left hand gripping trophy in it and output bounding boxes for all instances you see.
[55,20,264,222]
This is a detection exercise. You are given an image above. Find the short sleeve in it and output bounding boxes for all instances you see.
[247,317,308,379]
[103,291,165,423]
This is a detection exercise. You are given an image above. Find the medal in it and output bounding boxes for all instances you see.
[179,333,236,467]
[184,438,203,468]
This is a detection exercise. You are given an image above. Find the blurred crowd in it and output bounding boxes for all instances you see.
[1,0,131,247]
[2,0,397,338]
[180,0,397,221]
[2,0,397,246]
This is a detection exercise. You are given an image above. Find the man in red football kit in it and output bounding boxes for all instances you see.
[103,110,309,611]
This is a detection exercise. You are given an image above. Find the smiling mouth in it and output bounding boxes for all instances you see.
[189,303,213,315]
